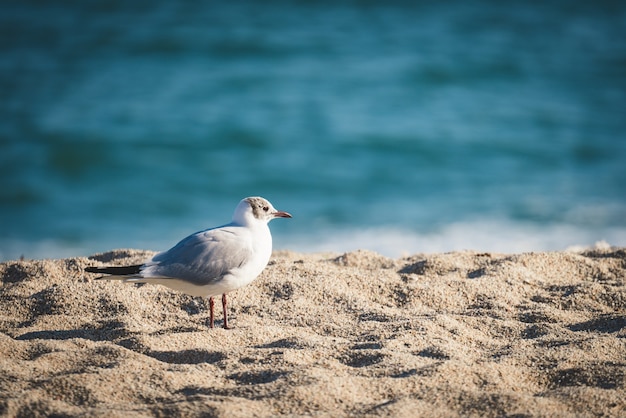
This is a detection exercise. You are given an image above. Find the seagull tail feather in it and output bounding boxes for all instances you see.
[85,265,143,280]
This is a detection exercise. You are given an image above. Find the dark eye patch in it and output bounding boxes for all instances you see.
[263,206,269,212]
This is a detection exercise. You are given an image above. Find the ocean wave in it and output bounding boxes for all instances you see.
[1,220,624,262]
[281,220,626,257]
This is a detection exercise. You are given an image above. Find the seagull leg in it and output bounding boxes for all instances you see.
[222,293,230,329]
[208,296,215,329]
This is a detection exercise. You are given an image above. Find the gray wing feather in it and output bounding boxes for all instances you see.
[142,225,253,286]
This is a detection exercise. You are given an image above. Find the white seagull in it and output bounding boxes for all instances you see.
[86,196,292,329]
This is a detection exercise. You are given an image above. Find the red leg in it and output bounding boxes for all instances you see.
[208,296,215,329]
[222,294,230,329]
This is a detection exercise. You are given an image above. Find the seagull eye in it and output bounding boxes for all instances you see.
[263,206,269,212]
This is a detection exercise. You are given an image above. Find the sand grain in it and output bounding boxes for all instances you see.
[1,248,625,417]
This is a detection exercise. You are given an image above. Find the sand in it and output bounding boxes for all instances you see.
[0,247,625,417]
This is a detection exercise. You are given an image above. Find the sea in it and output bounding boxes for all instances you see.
[1,1,625,261]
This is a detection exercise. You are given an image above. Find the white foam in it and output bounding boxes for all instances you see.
[282,220,626,257]
[2,220,625,262]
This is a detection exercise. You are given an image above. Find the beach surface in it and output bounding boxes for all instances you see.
[1,248,625,417]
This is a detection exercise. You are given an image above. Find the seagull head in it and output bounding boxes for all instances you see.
[233,196,292,226]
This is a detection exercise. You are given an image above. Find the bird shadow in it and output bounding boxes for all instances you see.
[16,320,129,342]
[16,321,226,366]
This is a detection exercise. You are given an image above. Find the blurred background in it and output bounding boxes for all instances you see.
[1,0,625,261]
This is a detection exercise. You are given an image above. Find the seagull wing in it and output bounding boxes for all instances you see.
[140,225,253,286]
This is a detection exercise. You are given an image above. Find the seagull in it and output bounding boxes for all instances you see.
[85,196,291,329]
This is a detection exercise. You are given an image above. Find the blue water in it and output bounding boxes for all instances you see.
[2,1,625,261]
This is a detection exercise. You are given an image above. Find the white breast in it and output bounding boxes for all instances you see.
[206,223,272,295]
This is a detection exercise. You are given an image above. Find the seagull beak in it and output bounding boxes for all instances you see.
[273,210,292,219]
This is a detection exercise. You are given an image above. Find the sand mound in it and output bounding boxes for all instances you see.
[1,248,625,417]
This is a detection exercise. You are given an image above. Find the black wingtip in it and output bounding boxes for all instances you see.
[85,265,143,275]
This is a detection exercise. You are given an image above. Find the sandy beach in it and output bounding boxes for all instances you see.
[0,248,624,417]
